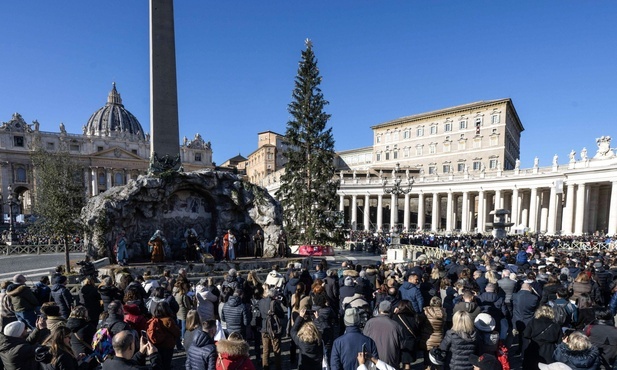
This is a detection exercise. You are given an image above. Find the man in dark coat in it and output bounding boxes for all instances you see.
[323,269,340,314]
[102,330,163,370]
[0,318,49,370]
[259,287,285,370]
[512,283,540,355]
[584,307,617,368]
[399,272,423,314]
[6,274,38,329]
[50,275,73,319]
[221,289,251,338]
[331,307,379,370]
[185,320,217,370]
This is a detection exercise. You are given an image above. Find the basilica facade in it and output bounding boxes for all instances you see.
[0,83,213,217]
[262,99,617,236]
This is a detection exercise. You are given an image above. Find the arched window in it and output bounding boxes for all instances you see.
[15,167,27,183]
[114,173,124,186]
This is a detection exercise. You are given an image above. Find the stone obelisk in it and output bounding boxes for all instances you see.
[149,0,181,173]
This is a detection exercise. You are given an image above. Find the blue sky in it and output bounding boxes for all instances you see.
[1,1,616,166]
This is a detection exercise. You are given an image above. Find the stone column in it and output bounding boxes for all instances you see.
[364,194,370,231]
[106,169,112,189]
[608,181,617,236]
[478,190,485,233]
[521,191,530,228]
[390,193,398,230]
[494,189,502,211]
[150,0,181,169]
[511,188,520,226]
[574,183,586,235]
[540,189,550,233]
[377,194,383,232]
[351,195,358,231]
[547,185,558,235]
[417,192,425,231]
[339,195,345,212]
[431,192,440,232]
[446,191,454,231]
[562,183,575,235]
[529,187,538,232]
[403,193,410,232]
[461,191,469,233]
[91,168,98,196]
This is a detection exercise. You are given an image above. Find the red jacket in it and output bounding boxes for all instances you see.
[215,338,255,370]
[147,316,180,349]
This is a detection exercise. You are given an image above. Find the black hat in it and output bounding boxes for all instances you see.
[469,354,502,370]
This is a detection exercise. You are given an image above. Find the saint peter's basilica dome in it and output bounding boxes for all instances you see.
[85,83,145,140]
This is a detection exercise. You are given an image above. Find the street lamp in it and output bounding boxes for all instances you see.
[3,185,20,245]
[383,163,414,196]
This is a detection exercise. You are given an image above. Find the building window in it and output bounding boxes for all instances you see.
[443,142,451,152]
[458,140,466,150]
[490,136,499,146]
[385,152,390,160]
[430,125,438,135]
[473,161,482,171]
[403,148,410,158]
[393,131,399,141]
[131,149,138,155]
[475,118,482,134]
[429,143,436,154]
[473,138,482,148]
[385,132,391,142]
[491,114,500,124]
[98,173,106,186]
[489,158,498,169]
[97,146,104,152]
[428,166,436,175]
[417,127,424,137]
[415,145,423,156]
[403,130,410,139]
[376,135,381,143]
[459,120,467,130]
[114,173,124,186]
[46,142,55,150]
[457,163,465,172]
[444,122,452,132]
[13,136,24,147]
[376,153,381,161]
[16,167,27,182]
[195,153,202,162]
[393,150,398,160]
[442,164,451,174]
[70,144,80,152]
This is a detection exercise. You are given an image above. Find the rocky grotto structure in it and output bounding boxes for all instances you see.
[81,170,284,260]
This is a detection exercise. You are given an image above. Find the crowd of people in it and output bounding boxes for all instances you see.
[1,235,617,370]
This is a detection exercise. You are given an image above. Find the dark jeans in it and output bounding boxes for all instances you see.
[15,310,37,330]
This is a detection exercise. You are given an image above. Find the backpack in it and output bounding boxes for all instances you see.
[250,298,261,327]
[516,251,527,265]
[91,325,115,363]
[266,299,282,338]
[550,300,573,326]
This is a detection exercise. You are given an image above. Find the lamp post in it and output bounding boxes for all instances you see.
[383,163,414,238]
[3,185,20,245]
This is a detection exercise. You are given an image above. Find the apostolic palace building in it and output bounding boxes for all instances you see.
[0,83,213,217]
[262,98,617,237]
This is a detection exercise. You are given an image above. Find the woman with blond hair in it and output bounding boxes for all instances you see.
[438,310,477,370]
[522,305,562,370]
[290,308,323,370]
[553,331,600,370]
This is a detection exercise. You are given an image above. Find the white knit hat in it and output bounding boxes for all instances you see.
[3,321,26,337]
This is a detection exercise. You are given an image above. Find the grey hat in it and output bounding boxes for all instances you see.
[378,300,392,313]
[229,268,237,277]
[344,276,354,287]
[343,307,360,326]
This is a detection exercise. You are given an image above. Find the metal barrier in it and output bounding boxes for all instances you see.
[0,243,84,255]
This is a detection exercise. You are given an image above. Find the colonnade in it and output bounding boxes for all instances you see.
[84,167,143,197]
[339,180,617,236]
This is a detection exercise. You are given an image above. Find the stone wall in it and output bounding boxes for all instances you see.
[81,169,284,260]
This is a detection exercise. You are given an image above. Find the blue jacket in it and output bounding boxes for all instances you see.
[331,326,379,370]
[185,329,216,370]
[610,292,617,316]
[400,282,423,313]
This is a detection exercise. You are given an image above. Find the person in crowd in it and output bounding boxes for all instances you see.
[571,272,599,305]
[78,276,102,326]
[50,275,73,320]
[66,306,97,369]
[142,273,160,297]
[521,305,562,370]
[362,300,404,368]
[148,230,166,263]
[196,278,220,322]
[477,283,508,340]
[0,281,17,330]
[264,265,285,289]
[290,308,323,370]
[41,303,67,331]
[123,302,148,333]
[356,351,397,370]
[313,263,327,281]
[115,230,129,266]
[173,278,193,350]
[574,293,596,330]
[400,272,423,314]
[258,285,285,370]
[101,330,161,370]
[186,319,217,370]
[147,287,179,318]
[252,230,264,258]
[553,331,600,370]
[453,290,481,323]
[583,307,617,368]
[474,313,499,357]
[420,296,445,369]
[38,325,90,370]
[438,310,478,370]
[391,300,420,370]
[331,307,379,370]
[184,309,202,352]
[216,331,255,370]
[512,283,540,355]
[540,275,562,306]
[102,300,132,337]
[6,274,38,329]
[98,276,123,312]
[146,301,180,370]
[0,316,49,370]
[223,230,237,261]
[32,276,52,313]
[221,288,251,339]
